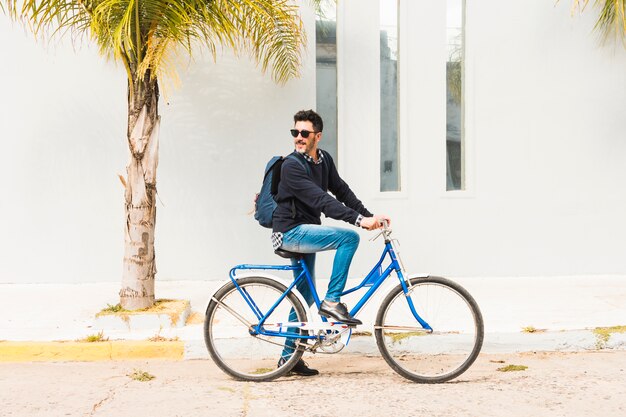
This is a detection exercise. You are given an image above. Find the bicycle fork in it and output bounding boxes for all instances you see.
[387,241,433,332]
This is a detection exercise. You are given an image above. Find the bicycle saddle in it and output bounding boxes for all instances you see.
[274,249,303,259]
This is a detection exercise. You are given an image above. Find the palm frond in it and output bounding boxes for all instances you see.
[3,0,93,38]
[594,0,626,43]
[312,0,334,21]
[3,0,310,85]
[569,0,626,44]
[218,0,305,84]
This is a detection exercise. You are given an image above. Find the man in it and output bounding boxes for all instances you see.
[273,109,390,376]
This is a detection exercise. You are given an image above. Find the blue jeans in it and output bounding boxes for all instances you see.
[280,224,360,359]
[282,224,360,303]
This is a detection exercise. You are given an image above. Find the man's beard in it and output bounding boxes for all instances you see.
[295,140,309,154]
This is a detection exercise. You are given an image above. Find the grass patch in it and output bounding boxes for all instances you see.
[76,331,109,343]
[144,299,175,310]
[147,334,180,342]
[128,369,155,382]
[100,303,126,314]
[497,364,528,372]
[522,326,537,333]
[97,299,182,315]
[96,299,190,327]
[521,326,545,333]
[352,331,372,337]
[251,367,274,375]
[388,331,428,343]
[593,325,626,349]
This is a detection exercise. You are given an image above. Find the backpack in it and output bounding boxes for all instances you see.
[254,153,310,228]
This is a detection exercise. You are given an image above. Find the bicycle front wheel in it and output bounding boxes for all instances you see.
[375,276,484,383]
[204,276,307,382]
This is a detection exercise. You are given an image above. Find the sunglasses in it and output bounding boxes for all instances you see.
[290,129,320,139]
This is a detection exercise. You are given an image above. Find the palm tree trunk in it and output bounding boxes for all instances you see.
[120,73,160,310]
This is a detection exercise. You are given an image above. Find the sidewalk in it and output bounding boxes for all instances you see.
[1,276,625,361]
[3,351,626,417]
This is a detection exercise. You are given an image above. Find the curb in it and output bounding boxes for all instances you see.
[2,329,624,363]
[0,341,184,362]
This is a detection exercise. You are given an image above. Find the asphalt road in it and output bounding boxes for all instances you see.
[2,351,625,417]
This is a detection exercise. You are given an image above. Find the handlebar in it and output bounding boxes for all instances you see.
[370,218,392,242]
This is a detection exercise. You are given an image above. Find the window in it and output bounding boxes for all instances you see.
[446,0,465,190]
[380,0,399,192]
[316,1,338,160]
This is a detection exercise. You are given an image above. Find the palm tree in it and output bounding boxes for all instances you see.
[2,0,318,309]
[569,0,626,44]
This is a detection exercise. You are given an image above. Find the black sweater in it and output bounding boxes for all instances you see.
[272,150,373,233]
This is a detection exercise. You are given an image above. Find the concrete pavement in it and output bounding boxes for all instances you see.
[3,351,626,417]
[0,275,625,361]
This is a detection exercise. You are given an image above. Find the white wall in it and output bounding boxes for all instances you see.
[1,0,625,285]
[0,7,317,283]
[337,0,626,279]
[0,23,127,283]
[450,0,626,277]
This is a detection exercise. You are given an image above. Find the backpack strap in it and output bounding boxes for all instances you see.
[284,153,312,219]
[286,152,311,176]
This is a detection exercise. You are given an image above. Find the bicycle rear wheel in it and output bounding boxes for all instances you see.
[204,276,307,381]
[375,276,484,383]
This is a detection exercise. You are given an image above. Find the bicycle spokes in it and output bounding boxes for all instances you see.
[375,277,484,383]
[205,278,308,381]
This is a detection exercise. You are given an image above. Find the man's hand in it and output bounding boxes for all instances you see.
[360,217,380,230]
[375,214,391,228]
[360,215,391,231]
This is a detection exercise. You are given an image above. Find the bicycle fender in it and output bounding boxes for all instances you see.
[226,272,312,318]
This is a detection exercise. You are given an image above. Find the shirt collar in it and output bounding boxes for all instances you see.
[299,149,324,165]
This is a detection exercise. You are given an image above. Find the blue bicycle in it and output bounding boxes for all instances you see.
[204,222,484,383]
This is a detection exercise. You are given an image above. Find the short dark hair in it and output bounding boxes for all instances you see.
[294,109,323,133]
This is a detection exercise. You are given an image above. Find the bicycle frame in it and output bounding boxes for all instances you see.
[227,238,433,343]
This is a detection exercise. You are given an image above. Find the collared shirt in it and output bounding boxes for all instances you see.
[272,149,324,249]
[301,149,325,165]
[270,149,369,250]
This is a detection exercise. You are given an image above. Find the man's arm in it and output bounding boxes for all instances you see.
[324,152,373,217]
[281,159,362,225]
[323,152,391,230]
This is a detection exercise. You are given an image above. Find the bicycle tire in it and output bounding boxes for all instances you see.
[375,276,484,383]
[204,276,307,382]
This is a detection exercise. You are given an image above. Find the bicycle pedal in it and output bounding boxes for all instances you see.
[319,318,357,327]
[318,316,359,328]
